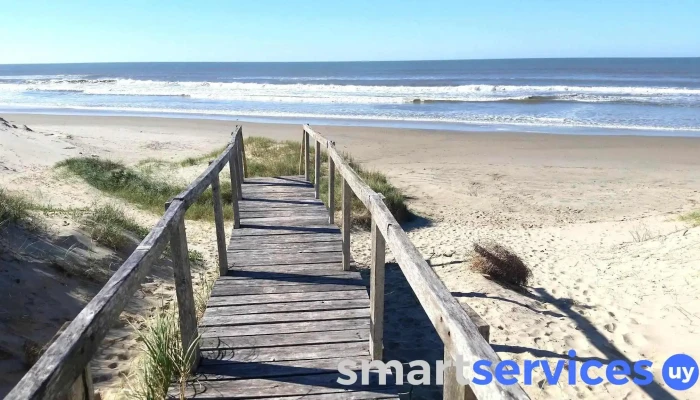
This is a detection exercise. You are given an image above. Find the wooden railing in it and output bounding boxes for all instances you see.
[6,127,247,400]
[302,125,530,400]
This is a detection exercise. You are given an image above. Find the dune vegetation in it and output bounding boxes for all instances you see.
[59,136,411,228]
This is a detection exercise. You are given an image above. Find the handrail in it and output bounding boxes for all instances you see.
[303,124,530,400]
[7,126,246,400]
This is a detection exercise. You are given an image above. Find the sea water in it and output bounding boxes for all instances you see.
[1,58,699,136]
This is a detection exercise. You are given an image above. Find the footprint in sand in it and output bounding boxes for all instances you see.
[604,322,617,333]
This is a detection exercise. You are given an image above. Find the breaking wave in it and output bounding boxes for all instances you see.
[1,78,699,106]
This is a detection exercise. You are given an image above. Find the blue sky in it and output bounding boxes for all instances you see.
[1,0,698,63]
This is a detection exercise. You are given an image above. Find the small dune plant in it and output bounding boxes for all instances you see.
[470,242,532,287]
[680,210,700,227]
[0,189,34,228]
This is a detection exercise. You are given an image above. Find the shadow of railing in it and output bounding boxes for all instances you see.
[220,269,366,287]
[531,287,676,400]
[361,262,444,399]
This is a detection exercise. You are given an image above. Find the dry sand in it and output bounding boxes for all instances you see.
[1,113,700,399]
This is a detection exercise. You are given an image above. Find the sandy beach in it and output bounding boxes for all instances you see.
[2,113,700,399]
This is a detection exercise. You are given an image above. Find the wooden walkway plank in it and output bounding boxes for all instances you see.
[199,330,369,350]
[202,299,370,316]
[178,175,399,399]
[206,290,368,307]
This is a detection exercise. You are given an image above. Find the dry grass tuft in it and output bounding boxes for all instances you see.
[470,242,532,286]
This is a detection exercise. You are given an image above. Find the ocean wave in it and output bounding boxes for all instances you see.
[1,78,700,106]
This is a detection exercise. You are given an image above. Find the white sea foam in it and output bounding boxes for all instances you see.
[1,78,699,105]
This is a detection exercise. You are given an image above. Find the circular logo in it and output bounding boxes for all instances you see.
[662,354,699,391]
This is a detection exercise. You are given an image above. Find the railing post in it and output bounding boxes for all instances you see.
[233,138,243,200]
[444,328,490,400]
[229,149,241,229]
[239,128,247,178]
[165,201,200,371]
[39,321,95,400]
[328,155,335,224]
[342,178,351,271]
[369,217,386,360]
[304,130,310,181]
[314,140,321,199]
[211,173,229,276]
[236,133,245,185]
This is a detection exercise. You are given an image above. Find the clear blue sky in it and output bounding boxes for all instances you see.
[1,0,698,64]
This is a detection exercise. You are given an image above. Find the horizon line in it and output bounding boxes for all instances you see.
[1,56,699,66]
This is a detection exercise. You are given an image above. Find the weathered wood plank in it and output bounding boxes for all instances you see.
[206,290,368,307]
[245,176,308,185]
[444,321,490,400]
[203,299,369,316]
[228,252,343,267]
[245,184,313,191]
[342,178,351,271]
[229,262,357,274]
[195,357,366,380]
[314,139,321,199]
[238,202,322,211]
[233,225,340,236]
[233,138,243,201]
[200,318,369,338]
[304,130,310,181]
[243,193,317,201]
[329,156,335,224]
[229,145,241,229]
[219,269,358,281]
[201,308,369,327]
[369,218,386,361]
[211,283,364,297]
[211,174,229,276]
[170,371,397,399]
[167,211,200,370]
[228,240,342,251]
[235,131,245,188]
[200,330,368,351]
[200,345,367,368]
[239,209,328,219]
[212,275,363,287]
[239,129,247,178]
[201,341,369,364]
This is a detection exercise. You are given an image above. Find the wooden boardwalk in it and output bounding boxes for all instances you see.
[177,176,400,399]
[10,126,527,400]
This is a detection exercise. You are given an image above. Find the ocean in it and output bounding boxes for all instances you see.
[1,58,699,136]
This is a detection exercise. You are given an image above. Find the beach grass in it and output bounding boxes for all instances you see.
[178,146,228,167]
[80,204,149,250]
[680,210,700,227]
[127,307,198,400]
[57,137,410,228]
[56,157,233,221]
[128,274,213,399]
[0,188,34,227]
